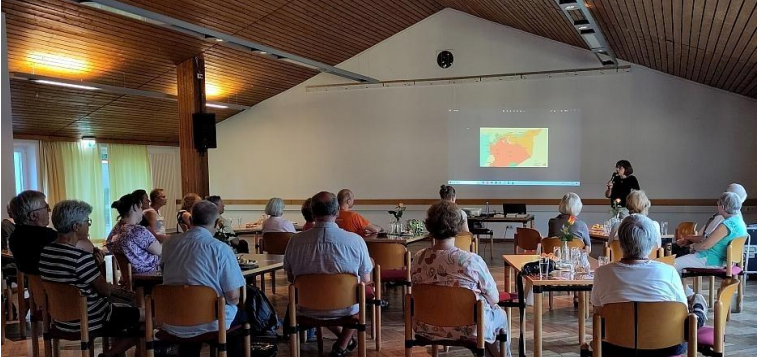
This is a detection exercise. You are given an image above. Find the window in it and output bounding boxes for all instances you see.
[13,141,39,194]
[13,151,24,194]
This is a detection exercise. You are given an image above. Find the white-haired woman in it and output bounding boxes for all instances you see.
[262,197,295,234]
[677,183,747,249]
[548,192,591,247]
[608,190,661,248]
[675,192,747,294]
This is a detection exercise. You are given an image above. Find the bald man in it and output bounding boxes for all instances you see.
[335,189,381,236]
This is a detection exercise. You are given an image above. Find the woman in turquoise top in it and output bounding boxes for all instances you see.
[675,192,747,294]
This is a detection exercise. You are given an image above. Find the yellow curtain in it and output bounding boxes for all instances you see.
[107,144,152,226]
[39,141,106,239]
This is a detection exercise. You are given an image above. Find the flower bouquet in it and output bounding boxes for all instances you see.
[388,203,406,234]
[610,198,623,218]
[388,203,406,222]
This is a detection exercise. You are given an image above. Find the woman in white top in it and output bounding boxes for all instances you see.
[608,190,661,248]
[439,184,469,232]
[677,183,747,250]
[177,193,201,233]
[144,188,168,242]
[261,197,295,233]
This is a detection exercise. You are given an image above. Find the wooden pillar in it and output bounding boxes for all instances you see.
[177,55,209,197]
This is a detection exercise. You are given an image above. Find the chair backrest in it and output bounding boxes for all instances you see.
[600,301,689,350]
[41,281,86,322]
[607,240,661,261]
[150,285,220,326]
[540,237,585,256]
[454,233,475,253]
[412,284,479,327]
[293,274,361,311]
[366,242,408,270]
[727,236,748,266]
[515,227,541,253]
[26,274,46,311]
[713,278,739,353]
[261,232,294,254]
[654,255,676,266]
[113,252,133,290]
[675,222,697,240]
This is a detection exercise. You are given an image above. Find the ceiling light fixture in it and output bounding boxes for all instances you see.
[80,136,97,148]
[565,5,577,10]
[205,103,228,109]
[34,80,99,90]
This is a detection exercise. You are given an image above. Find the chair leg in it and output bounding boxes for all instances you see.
[271,272,276,295]
[548,292,553,311]
[30,318,40,357]
[431,344,439,357]
[694,276,702,294]
[371,303,376,340]
[490,234,494,261]
[708,276,716,307]
[317,327,324,355]
[52,339,60,357]
[735,276,744,313]
[299,330,306,344]
[210,345,217,357]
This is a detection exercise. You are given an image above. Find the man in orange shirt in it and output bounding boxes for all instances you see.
[336,189,382,236]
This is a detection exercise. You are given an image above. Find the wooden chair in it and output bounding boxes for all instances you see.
[455,232,478,253]
[260,232,294,294]
[681,236,747,312]
[288,274,367,357]
[145,285,251,357]
[366,242,412,351]
[470,226,494,260]
[113,252,133,291]
[405,284,507,357]
[591,301,697,357]
[654,255,676,266]
[675,221,697,241]
[26,274,54,357]
[41,281,107,357]
[513,227,541,254]
[698,278,740,357]
[605,240,663,262]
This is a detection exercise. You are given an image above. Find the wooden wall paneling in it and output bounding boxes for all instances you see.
[690,0,719,83]
[607,0,643,64]
[725,32,757,92]
[685,0,706,79]
[586,1,628,60]
[736,51,757,95]
[697,0,731,83]
[703,0,747,86]
[679,0,694,78]
[176,55,209,197]
[638,0,662,70]
[715,1,757,89]
[626,0,654,68]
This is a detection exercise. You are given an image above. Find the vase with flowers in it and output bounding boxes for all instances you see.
[388,203,406,235]
[558,216,577,266]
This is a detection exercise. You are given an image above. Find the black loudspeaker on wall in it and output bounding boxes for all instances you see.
[193,112,217,152]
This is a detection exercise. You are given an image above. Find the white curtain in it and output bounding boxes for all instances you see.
[148,148,181,232]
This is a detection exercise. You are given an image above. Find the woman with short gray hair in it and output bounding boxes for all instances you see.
[607,190,661,248]
[547,192,591,247]
[262,197,295,234]
[7,190,57,275]
[675,192,747,292]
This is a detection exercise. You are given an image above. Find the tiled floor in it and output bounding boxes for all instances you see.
[3,242,756,356]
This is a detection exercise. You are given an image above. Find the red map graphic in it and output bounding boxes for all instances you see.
[489,138,530,167]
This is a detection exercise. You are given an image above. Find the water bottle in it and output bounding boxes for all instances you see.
[485,201,490,216]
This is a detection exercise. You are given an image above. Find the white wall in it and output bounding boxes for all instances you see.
[2,14,16,217]
[209,9,757,233]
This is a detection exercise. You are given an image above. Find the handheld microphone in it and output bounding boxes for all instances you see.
[608,172,617,185]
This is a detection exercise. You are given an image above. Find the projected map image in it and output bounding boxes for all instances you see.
[480,128,548,168]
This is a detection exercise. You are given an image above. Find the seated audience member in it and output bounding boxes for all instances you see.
[161,201,247,357]
[107,193,161,274]
[548,192,591,248]
[301,197,314,231]
[8,190,57,275]
[412,200,511,357]
[132,189,151,228]
[284,192,373,357]
[335,189,381,236]
[608,190,661,248]
[261,197,296,233]
[207,195,249,253]
[143,188,169,242]
[177,193,201,233]
[40,200,142,357]
[675,192,747,294]
[439,184,469,232]
[592,215,706,357]
[1,204,14,250]
[677,183,747,251]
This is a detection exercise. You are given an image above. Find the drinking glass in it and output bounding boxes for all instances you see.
[661,222,669,235]
[570,247,580,265]
[552,246,561,262]
[539,257,551,280]
[598,255,610,267]
[237,217,242,229]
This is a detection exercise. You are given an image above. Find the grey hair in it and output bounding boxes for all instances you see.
[726,183,747,204]
[558,192,583,216]
[626,190,651,216]
[718,192,742,214]
[617,215,656,259]
[265,197,285,217]
[191,200,219,226]
[52,200,92,234]
[311,192,339,218]
[9,190,47,225]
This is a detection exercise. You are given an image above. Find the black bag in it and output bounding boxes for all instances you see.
[521,259,556,276]
[246,285,280,336]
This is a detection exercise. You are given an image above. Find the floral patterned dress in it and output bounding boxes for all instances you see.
[411,246,510,350]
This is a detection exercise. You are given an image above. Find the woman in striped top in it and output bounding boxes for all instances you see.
[40,200,142,357]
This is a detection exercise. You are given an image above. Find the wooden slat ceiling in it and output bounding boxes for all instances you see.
[4,0,757,145]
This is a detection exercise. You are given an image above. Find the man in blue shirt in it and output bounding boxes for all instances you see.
[161,200,246,357]
[285,191,373,357]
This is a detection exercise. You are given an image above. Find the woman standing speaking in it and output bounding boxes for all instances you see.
[605,160,640,207]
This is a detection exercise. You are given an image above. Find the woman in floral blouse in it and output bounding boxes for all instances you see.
[107,193,162,273]
[412,200,511,357]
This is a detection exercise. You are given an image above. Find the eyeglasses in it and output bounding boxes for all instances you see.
[29,204,51,214]
[86,218,92,226]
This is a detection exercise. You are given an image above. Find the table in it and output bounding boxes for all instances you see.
[468,214,535,228]
[133,253,285,293]
[503,254,597,357]
[589,229,674,242]
[234,224,304,254]
[363,234,429,246]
